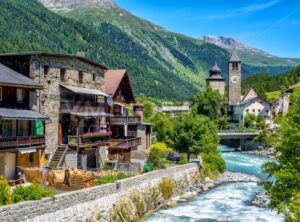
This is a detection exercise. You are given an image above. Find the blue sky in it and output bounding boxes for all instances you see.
[115,0,300,58]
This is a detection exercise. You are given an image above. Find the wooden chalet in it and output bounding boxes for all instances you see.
[0,63,48,180]
[105,70,146,164]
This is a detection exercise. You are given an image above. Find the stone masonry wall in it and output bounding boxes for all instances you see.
[30,55,105,156]
[0,164,198,222]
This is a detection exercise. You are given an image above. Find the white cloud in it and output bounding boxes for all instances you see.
[207,0,282,19]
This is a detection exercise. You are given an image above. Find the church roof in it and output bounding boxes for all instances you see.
[229,50,241,62]
[207,61,225,81]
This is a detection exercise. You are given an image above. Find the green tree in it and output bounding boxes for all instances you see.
[0,177,13,205]
[191,87,228,129]
[262,91,300,221]
[151,113,173,144]
[244,114,256,128]
[169,114,220,160]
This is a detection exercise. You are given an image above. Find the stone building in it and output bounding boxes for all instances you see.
[206,61,225,96]
[276,82,300,115]
[0,53,110,170]
[104,70,151,169]
[0,63,48,180]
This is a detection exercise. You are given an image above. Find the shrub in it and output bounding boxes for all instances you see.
[0,177,13,205]
[94,173,131,185]
[158,178,175,200]
[13,182,56,203]
[202,152,226,178]
[116,172,128,180]
[147,142,172,169]
[179,155,188,165]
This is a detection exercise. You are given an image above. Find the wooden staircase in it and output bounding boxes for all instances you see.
[48,145,69,168]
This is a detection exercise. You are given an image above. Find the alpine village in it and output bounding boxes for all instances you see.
[0,1,299,222]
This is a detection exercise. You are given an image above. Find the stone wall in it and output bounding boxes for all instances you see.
[0,164,198,222]
[208,80,225,96]
[29,55,105,156]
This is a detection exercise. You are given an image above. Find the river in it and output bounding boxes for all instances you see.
[144,145,284,222]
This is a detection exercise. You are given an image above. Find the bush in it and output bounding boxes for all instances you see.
[0,177,13,206]
[159,178,175,200]
[13,182,56,203]
[202,152,226,178]
[117,172,128,180]
[94,173,130,185]
[146,142,173,169]
[179,155,188,165]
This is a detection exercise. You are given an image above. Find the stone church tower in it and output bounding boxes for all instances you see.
[206,61,225,96]
[228,51,241,105]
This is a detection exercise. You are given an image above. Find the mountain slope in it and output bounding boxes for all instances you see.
[0,0,201,101]
[201,35,300,69]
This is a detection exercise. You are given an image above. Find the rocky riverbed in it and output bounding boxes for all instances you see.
[243,148,275,158]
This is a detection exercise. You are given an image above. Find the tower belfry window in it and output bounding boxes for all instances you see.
[232,62,238,70]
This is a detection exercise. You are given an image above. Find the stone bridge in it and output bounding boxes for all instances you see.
[218,130,261,140]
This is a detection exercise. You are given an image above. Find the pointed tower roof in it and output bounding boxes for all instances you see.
[229,50,241,62]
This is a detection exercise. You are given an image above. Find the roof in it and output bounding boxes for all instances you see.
[285,82,300,93]
[0,108,48,120]
[162,106,190,112]
[242,88,257,101]
[104,70,135,102]
[0,63,42,89]
[207,61,225,81]
[0,52,109,70]
[60,85,109,97]
[239,96,271,106]
[229,50,241,62]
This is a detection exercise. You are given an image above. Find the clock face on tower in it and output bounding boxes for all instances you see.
[231,75,239,84]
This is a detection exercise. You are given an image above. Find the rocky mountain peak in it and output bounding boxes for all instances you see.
[39,0,117,12]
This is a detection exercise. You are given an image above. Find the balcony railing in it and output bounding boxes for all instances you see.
[0,136,45,149]
[109,137,142,150]
[110,116,142,125]
[68,132,111,147]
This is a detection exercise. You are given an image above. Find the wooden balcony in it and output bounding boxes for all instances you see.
[0,136,45,149]
[109,137,142,150]
[68,132,111,148]
[110,116,142,125]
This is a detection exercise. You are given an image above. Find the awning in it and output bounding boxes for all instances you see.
[61,85,110,97]
[70,111,114,118]
[0,108,49,120]
[18,147,36,154]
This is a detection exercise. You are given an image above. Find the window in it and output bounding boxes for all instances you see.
[252,109,255,113]
[79,71,83,83]
[60,68,66,82]
[17,89,25,103]
[258,109,261,113]
[266,110,269,114]
[44,65,49,76]
[93,74,96,81]
[29,152,34,163]
[246,109,249,113]
[0,87,2,101]
[232,62,238,70]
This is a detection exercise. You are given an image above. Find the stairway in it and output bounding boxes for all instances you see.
[48,145,68,168]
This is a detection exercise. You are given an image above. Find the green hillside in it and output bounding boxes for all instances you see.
[242,65,300,101]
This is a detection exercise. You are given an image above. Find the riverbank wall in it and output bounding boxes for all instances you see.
[0,164,199,222]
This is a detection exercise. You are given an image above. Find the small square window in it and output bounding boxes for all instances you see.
[252,109,255,113]
[258,109,261,112]
[93,74,96,81]
[79,71,83,83]
[246,109,249,113]
[60,69,66,82]
[44,65,49,76]
[0,87,2,102]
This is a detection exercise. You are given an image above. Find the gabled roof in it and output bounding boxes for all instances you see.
[0,108,48,120]
[104,70,135,102]
[229,50,241,62]
[0,63,42,89]
[239,96,271,106]
[242,88,257,102]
